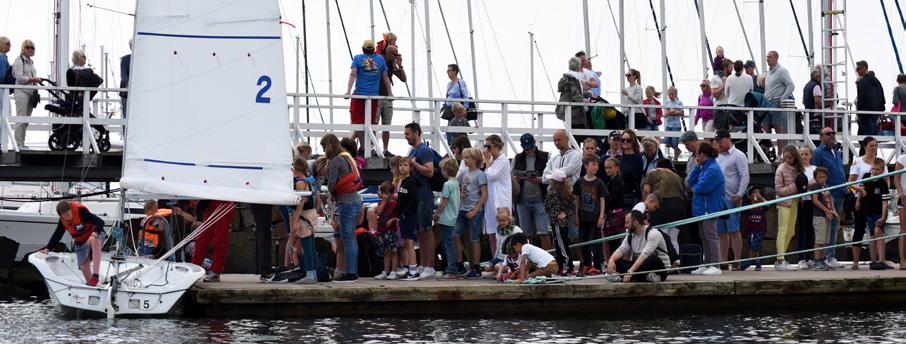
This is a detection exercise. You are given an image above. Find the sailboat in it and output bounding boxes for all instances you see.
[29,0,298,316]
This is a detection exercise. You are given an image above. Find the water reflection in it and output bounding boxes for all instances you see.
[3,298,906,343]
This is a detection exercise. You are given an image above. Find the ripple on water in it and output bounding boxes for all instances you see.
[4,299,906,343]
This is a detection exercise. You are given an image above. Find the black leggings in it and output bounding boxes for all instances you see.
[615,255,669,282]
[796,200,815,261]
[579,221,603,269]
[551,223,574,271]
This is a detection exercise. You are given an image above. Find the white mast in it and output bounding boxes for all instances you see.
[325,0,334,125]
[807,0,815,69]
[55,0,70,84]
[659,0,668,107]
[369,0,375,42]
[467,0,480,134]
[620,0,627,126]
[425,0,438,145]
[410,0,417,123]
[529,31,534,127]
[582,0,591,55]
[698,0,707,79]
[759,0,767,72]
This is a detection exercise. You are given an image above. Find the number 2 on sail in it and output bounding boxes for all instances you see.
[256,75,272,104]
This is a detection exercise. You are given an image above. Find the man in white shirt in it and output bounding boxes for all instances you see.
[724,60,754,130]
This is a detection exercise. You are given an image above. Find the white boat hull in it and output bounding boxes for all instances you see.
[28,252,204,316]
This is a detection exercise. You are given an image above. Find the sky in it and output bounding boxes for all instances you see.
[4,0,906,152]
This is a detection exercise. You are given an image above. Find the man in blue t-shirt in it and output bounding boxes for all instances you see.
[346,39,392,154]
[404,122,439,280]
[811,127,847,268]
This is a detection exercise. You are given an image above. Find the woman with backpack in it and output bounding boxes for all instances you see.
[442,64,471,127]
[321,133,363,283]
[12,39,41,148]
[483,134,512,265]
[605,209,671,283]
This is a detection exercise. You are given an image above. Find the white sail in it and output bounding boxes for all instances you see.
[121,0,297,205]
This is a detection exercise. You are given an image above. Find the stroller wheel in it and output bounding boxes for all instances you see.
[98,136,111,152]
[48,133,66,151]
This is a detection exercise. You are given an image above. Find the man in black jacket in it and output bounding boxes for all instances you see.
[513,133,551,250]
[855,60,885,135]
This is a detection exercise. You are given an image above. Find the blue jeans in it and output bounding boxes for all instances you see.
[439,224,458,273]
[826,196,845,259]
[337,202,362,275]
[858,115,879,135]
[456,209,484,242]
[516,199,549,236]
[717,199,741,234]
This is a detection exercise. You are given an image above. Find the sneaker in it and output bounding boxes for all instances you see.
[884,261,898,270]
[457,265,469,276]
[333,268,344,278]
[395,267,408,276]
[738,261,751,271]
[827,258,844,269]
[754,265,762,271]
[797,260,810,271]
[603,272,622,283]
[87,274,99,287]
[405,267,425,281]
[374,271,388,280]
[295,270,318,284]
[464,269,482,279]
[870,262,886,270]
[333,273,359,283]
[386,271,400,280]
[283,269,306,282]
[440,272,461,280]
[851,263,861,270]
[383,150,395,158]
[586,267,601,276]
[811,261,831,271]
[646,272,662,283]
[418,268,437,280]
[702,266,722,275]
[203,272,220,282]
[259,272,275,283]
[691,266,708,275]
[774,261,797,271]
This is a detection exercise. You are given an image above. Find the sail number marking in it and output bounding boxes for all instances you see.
[256,75,272,104]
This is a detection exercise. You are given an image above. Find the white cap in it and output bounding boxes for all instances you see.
[632,202,647,213]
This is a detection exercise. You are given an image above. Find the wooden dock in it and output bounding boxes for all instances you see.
[185,269,906,317]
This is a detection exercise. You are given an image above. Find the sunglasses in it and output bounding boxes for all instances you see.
[621,138,632,143]
[25,46,34,49]
[484,144,493,149]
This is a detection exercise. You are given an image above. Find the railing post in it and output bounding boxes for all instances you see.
[0,88,9,153]
[537,106,544,150]
[82,90,99,155]
[501,103,508,156]
[747,110,754,163]
[565,105,579,149]
[842,108,850,163]
[364,97,373,156]
[628,104,635,130]
[433,100,442,150]
[292,94,300,145]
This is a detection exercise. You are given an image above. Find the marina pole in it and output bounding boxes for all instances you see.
[620,0,628,127]
[294,36,301,144]
[583,0,591,55]
[759,0,767,72]
[529,32,535,130]
[56,0,70,84]
[369,0,375,42]
[425,0,439,146]
[325,0,334,128]
[698,0,708,79]
[411,0,417,123]
[467,0,480,135]
[302,0,310,138]
[659,0,668,106]
[807,0,815,69]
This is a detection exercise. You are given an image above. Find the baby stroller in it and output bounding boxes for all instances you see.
[744,92,779,162]
[43,67,111,152]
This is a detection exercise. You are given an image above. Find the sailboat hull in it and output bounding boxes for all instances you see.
[28,252,204,316]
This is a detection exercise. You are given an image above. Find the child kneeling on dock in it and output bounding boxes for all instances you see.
[606,210,670,283]
[501,233,557,283]
[40,201,107,286]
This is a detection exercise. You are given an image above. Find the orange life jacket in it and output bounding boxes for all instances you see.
[61,202,95,243]
[140,209,170,248]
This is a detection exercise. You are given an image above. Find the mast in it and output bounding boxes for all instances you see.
[582,0,591,55]
[467,0,479,130]
[302,0,310,132]
[55,0,70,84]
[425,0,438,145]
[698,0,708,78]
[807,0,815,69]
[619,0,627,124]
[325,0,334,125]
[369,0,375,42]
[759,0,767,72]
[410,0,417,122]
[529,32,534,127]
[660,0,668,106]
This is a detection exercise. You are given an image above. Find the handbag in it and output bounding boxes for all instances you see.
[333,153,361,194]
[28,89,40,108]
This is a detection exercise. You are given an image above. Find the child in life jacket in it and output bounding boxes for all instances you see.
[40,201,107,286]
[140,200,170,258]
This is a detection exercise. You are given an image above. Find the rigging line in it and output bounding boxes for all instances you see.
[298,39,326,124]
[647,0,675,87]
[436,0,465,83]
[606,0,631,69]
[413,4,445,97]
[333,0,354,60]
[479,0,523,111]
[376,0,413,98]
[788,0,812,66]
[881,0,905,74]
[896,0,906,30]
[730,0,757,73]
[532,38,558,101]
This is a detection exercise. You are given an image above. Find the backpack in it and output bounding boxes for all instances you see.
[679,244,702,274]
[1,64,14,94]
[628,227,680,266]
[428,147,446,192]
[355,229,384,277]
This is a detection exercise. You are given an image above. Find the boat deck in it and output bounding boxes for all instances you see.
[185,268,906,318]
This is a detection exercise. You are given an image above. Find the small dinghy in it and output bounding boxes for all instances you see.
[29,252,203,316]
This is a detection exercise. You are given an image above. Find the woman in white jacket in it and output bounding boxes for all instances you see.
[483,134,512,262]
[12,39,41,147]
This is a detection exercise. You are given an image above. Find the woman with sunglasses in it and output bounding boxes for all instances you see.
[483,135,512,264]
[621,69,644,129]
[11,39,41,148]
[695,79,715,133]
[618,129,644,212]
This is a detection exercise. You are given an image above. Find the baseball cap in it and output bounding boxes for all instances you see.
[715,129,731,140]
[362,40,375,50]
[680,131,699,143]
[744,60,756,68]
[609,130,622,140]
[520,133,536,150]
[632,202,647,214]
[550,169,567,182]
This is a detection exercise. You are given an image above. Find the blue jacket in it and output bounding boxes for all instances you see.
[688,158,726,216]
[812,143,847,198]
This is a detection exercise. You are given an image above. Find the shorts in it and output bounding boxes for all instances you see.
[813,216,830,245]
[74,231,106,266]
[761,102,786,129]
[350,98,379,125]
[377,230,399,254]
[456,209,484,242]
[716,199,741,234]
[416,200,434,233]
[748,232,764,251]
[516,199,549,236]
[865,214,883,237]
[376,99,394,125]
[662,126,681,147]
[399,214,418,240]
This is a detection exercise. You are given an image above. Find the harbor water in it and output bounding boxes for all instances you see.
[3,297,906,343]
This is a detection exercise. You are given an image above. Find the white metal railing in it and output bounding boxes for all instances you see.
[3,83,904,165]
